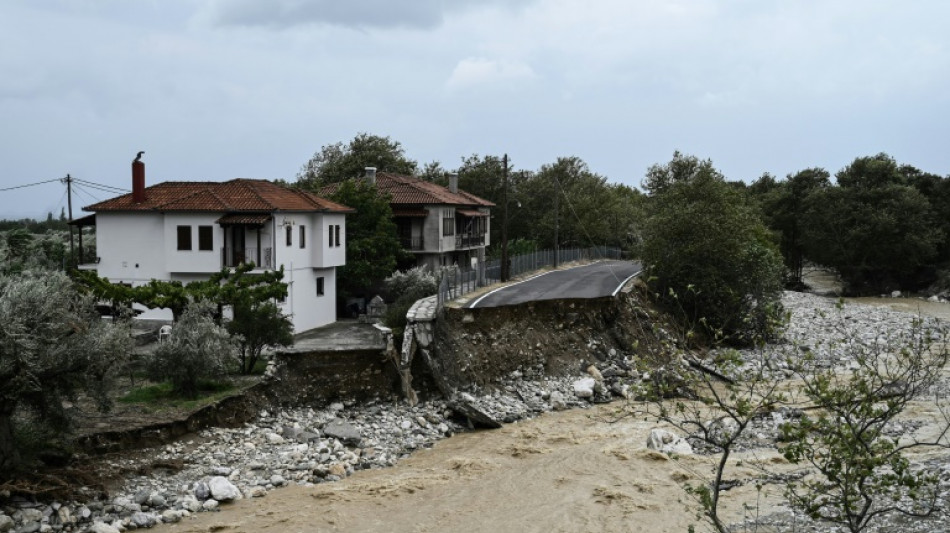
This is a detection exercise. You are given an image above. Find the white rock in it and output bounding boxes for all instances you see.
[265,432,285,444]
[573,377,596,398]
[202,499,220,511]
[246,486,267,498]
[88,523,121,533]
[0,515,11,533]
[208,476,241,502]
[162,510,183,523]
[646,428,693,455]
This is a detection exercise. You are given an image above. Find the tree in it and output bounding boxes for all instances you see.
[0,270,132,470]
[326,179,405,300]
[644,347,786,533]
[800,157,942,293]
[146,301,236,398]
[750,168,831,286]
[296,133,417,189]
[781,311,950,532]
[642,154,785,344]
[228,301,293,374]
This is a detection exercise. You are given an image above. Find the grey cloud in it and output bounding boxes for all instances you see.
[203,0,529,30]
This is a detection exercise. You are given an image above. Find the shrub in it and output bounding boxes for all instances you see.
[146,301,237,398]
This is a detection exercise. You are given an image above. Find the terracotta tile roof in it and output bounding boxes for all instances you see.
[84,179,353,214]
[321,173,494,208]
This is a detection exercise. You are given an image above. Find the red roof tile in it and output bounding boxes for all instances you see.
[321,173,494,208]
[84,179,353,214]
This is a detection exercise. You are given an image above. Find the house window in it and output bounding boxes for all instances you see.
[442,211,455,236]
[328,225,334,247]
[198,226,213,251]
[286,225,292,247]
[177,225,192,251]
[316,276,325,296]
[299,225,306,249]
[334,225,341,247]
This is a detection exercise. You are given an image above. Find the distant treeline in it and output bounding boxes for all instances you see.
[0,209,71,233]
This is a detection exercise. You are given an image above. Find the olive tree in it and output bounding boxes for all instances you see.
[0,270,132,470]
[146,301,237,398]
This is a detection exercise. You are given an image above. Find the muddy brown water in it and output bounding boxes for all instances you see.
[154,294,950,533]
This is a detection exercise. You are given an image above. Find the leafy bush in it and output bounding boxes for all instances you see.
[382,266,439,336]
[146,301,237,398]
[0,270,132,470]
[642,154,785,344]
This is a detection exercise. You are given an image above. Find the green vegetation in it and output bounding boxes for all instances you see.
[0,269,132,470]
[119,380,236,410]
[641,153,785,345]
[382,266,439,337]
[145,301,237,399]
[296,132,417,189]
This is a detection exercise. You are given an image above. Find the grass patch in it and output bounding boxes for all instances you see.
[119,380,236,411]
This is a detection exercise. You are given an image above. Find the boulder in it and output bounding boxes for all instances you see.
[88,523,121,533]
[193,481,211,501]
[0,515,10,533]
[208,476,241,502]
[573,377,596,399]
[323,420,362,445]
[646,428,693,455]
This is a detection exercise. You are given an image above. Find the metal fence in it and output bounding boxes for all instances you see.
[436,245,622,311]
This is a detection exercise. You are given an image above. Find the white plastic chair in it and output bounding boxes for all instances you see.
[158,325,172,344]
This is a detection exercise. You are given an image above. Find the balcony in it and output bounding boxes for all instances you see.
[401,236,424,251]
[222,246,273,269]
[455,233,485,249]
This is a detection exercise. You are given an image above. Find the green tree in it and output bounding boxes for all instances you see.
[0,270,132,470]
[228,301,293,374]
[800,155,942,293]
[296,133,417,189]
[642,154,785,344]
[326,179,405,300]
[146,301,236,398]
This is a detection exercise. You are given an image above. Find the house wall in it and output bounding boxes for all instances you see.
[312,213,346,268]
[282,266,337,332]
[95,212,167,283]
[421,208,443,254]
[163,213,222,274]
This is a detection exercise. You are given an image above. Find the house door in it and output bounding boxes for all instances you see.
[233,226,246,264]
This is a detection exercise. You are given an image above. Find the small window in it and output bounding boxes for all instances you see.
[286,225,292,247]
[177,225,192,251]
[198,226,213,251]
[299,225,306,249]
[316,276,325,296]
[334,225,341,247]
[328,225,334,247]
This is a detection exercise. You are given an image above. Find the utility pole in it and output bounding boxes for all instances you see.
[63,174,74,262]
[553,177,559,268]
[500,154,509,282]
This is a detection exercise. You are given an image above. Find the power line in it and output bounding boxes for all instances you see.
[74,180,127,196]
[0,178,61,192]
[74,178,129,193]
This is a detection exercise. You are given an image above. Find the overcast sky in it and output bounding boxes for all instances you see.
[2,0,949,218]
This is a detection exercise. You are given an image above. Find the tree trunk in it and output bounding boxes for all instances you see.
[0,409,20,473]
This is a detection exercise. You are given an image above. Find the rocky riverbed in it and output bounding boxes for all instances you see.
[2,291,949,533]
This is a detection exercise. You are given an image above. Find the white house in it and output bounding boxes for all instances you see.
[78,159,353,333]
[322,168,493,272]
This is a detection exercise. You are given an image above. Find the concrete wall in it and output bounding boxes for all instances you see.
[95,212,167,283]
[312,213,346,268]
[283,267,337,333]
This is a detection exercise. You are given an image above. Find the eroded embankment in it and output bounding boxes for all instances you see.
[431,284,681,391]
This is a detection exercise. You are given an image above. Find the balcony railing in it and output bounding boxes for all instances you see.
[222,246,273,269]
[400,236,424,251]
[455,233,485,249]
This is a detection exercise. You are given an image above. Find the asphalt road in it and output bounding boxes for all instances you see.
[467,260,643,308]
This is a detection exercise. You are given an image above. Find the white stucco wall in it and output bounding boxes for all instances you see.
[163,213,223,274]
[312,213,346,268]
[95,212,168,283]
[281,266,337,332]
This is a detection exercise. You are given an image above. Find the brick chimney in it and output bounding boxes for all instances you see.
[449,172,458,194]
[132,153,146,203]
[364,167,377,186]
